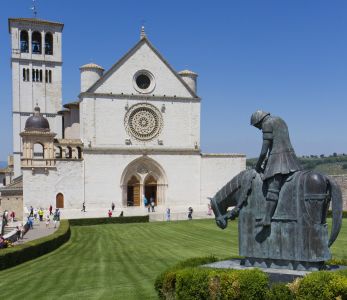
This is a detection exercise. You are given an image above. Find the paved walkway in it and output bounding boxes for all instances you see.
[14,219,60,245]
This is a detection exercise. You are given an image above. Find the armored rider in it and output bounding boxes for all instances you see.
[251,110,302,227]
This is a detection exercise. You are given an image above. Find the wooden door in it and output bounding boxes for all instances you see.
[133,185,140,206]
[56,193,64,208]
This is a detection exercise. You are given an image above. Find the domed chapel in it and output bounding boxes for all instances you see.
[5,18,245,217]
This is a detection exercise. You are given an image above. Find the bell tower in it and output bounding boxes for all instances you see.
[8,18,64,177]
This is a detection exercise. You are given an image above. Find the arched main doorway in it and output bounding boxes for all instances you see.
[120,156,168,207]
[127,176,140,206]
[56,193,64,208]
[144,175,157,205]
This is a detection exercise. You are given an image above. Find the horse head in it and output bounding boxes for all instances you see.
[210,169,257,229]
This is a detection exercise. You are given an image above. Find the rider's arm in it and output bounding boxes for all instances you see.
[255,123,273,172]
[255,140,270,172]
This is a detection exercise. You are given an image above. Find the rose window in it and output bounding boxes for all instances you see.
[125,103,163,141]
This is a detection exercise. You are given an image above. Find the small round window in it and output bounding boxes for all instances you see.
[136,74,151,89]
[133,70,155,94]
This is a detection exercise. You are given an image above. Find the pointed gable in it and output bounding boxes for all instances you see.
[87,38,197,98]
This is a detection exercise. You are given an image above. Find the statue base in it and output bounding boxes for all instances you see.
[203,259,347,284]
[242,257,325,271]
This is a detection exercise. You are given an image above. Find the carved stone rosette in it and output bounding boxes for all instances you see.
[124,103,163,141]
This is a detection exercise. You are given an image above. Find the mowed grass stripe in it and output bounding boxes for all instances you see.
[0,219,346,299]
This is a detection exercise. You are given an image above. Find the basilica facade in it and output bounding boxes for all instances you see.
[5,18,245,217]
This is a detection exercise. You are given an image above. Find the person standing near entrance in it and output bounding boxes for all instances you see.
[143,195,150,212]
[166,208,170,221]
[81,202,86,212]
[150,197,155,212]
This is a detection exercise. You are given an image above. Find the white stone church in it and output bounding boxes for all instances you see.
[2,17,245,218]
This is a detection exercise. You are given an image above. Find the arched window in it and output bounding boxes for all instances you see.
[45,32,53,55]
[33,143,44,159]
[39,70,43,82]
[66,146,72,159]
[77,147,82,159]
[55,146,62,158]
[26,69,30,81]
[49,70,52,83]
[32,31,42,54]
[20,30,29,53]
[23,68,26,81]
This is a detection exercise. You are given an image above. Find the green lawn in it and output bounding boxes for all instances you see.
[0,219,346,300]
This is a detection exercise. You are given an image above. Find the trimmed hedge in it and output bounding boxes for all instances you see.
[0,219,70,270]
[327,210,347,218]
[68,215,149,226]
[155,256,269,300]
[155,257,347,300]
[296,271,347,299]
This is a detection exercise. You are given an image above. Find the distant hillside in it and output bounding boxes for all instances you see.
[246,155,347,175]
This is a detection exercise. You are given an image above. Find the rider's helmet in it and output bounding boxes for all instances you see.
[250,110,270,126]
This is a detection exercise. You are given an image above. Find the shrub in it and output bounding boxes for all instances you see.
[297,271,347,300]
[266,283,294,300]
[155,256,269,300]
[154,256,218,299]
[0,219,70,270]
[68,215,149,226]
[326,210,347,218]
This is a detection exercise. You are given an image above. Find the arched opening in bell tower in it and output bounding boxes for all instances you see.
[33,143,44,159]
[32,31,42,54]
[20,30,29,53]
[45,32,53,55]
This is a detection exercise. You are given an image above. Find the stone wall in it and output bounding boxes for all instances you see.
[0,196,23,220]
[331,175,347,210]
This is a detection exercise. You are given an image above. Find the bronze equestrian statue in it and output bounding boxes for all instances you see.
[210,111,343,271]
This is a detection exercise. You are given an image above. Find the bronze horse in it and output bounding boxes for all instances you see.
[210,169,343,270]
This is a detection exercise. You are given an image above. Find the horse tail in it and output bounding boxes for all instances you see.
[327,176,343,247]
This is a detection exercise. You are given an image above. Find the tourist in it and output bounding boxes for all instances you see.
[143,195,150,213]
[46,215,50,228]
[27,216,34,229]
[49,205,53,215]
[3,210,8,226]
[38,208,44,221]
[108,210,112,218]
[33,208,38,220]
[10,211,15,222]
[207,204,212,216]
[150,197,155,212]
[166,208,170,221]
[119,211,124,217]
[15,226,21,241]
[29,206,33,217]
[56,208,61,221]
[81,202,86,212]
[111,202,115,211]
[0,235,5,249]
[53,212,58,228]
[188,207,193,220]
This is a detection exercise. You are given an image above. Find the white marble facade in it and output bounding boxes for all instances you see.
[10,19,245,215]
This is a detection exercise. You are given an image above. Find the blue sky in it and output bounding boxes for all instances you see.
[0,0,346,161]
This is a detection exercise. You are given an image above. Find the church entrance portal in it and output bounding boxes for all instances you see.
[127,176,140,206]
[121,157,168,207]
[145,175,157,205]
